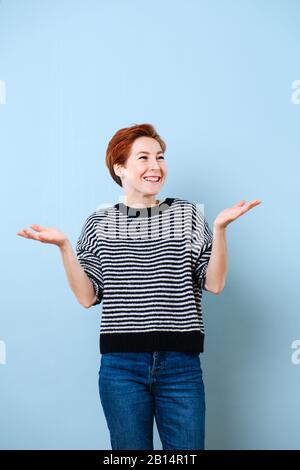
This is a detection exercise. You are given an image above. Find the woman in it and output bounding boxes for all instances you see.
[17,123,261,450]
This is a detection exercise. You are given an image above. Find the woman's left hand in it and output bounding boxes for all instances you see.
[214,199,262,229]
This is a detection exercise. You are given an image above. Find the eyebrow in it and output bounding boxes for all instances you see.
[136,151,164,155]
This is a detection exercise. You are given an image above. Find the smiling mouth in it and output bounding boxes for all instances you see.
[143,177,161,183]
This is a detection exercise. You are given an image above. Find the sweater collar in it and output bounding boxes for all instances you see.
[114,197,175,218]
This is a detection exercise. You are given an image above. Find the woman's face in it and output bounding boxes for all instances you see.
[114,136,167,199]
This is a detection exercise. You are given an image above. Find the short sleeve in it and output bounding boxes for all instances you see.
[76,214,104,306]
[192,211,213,291]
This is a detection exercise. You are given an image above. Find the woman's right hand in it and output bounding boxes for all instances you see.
[16,224,69,248]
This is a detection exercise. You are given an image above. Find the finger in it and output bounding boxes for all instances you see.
[17,229,29,236]
[248,200,262,208]
[233,200,246,208]
[243,200,262,212]
[23,229,33,238]
[23,229,39,240]
[16,232,26,238]
[30,224,42,232]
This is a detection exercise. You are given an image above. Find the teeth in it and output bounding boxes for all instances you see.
[144,177,160,182]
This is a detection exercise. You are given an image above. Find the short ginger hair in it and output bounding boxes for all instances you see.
[105,123,167,187]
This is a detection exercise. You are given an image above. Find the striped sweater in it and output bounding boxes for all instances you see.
[76,197,213,354]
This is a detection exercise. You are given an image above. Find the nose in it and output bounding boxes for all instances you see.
[148,158,161,170]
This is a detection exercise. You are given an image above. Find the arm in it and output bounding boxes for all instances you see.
[59,239,98,308]
[205,198,262,294]
[204,224,228,294]
[16,223,99,308]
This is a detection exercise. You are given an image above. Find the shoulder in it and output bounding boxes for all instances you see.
[81,203,117,226]
[171,197,206,218]
[77,205,116,247]
[172,197,212,238]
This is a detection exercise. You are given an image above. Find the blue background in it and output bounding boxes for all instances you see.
[1,0,299,449]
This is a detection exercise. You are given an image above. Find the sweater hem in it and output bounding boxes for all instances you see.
[100,330,204,354]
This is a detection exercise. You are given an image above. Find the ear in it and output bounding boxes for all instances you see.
[113,163,122,178]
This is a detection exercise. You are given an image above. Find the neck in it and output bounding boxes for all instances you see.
[122,194,160,208]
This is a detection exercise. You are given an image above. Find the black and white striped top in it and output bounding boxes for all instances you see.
[76,197,213,354]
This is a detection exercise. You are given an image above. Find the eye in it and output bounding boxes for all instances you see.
[139,155,165,159]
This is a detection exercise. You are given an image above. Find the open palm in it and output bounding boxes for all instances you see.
[214,199,262,229]
[16,224,68,247]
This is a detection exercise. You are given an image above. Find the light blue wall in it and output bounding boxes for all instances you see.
[1,0,299,450]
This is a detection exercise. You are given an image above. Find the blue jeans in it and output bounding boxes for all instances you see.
[98,351,205,450]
